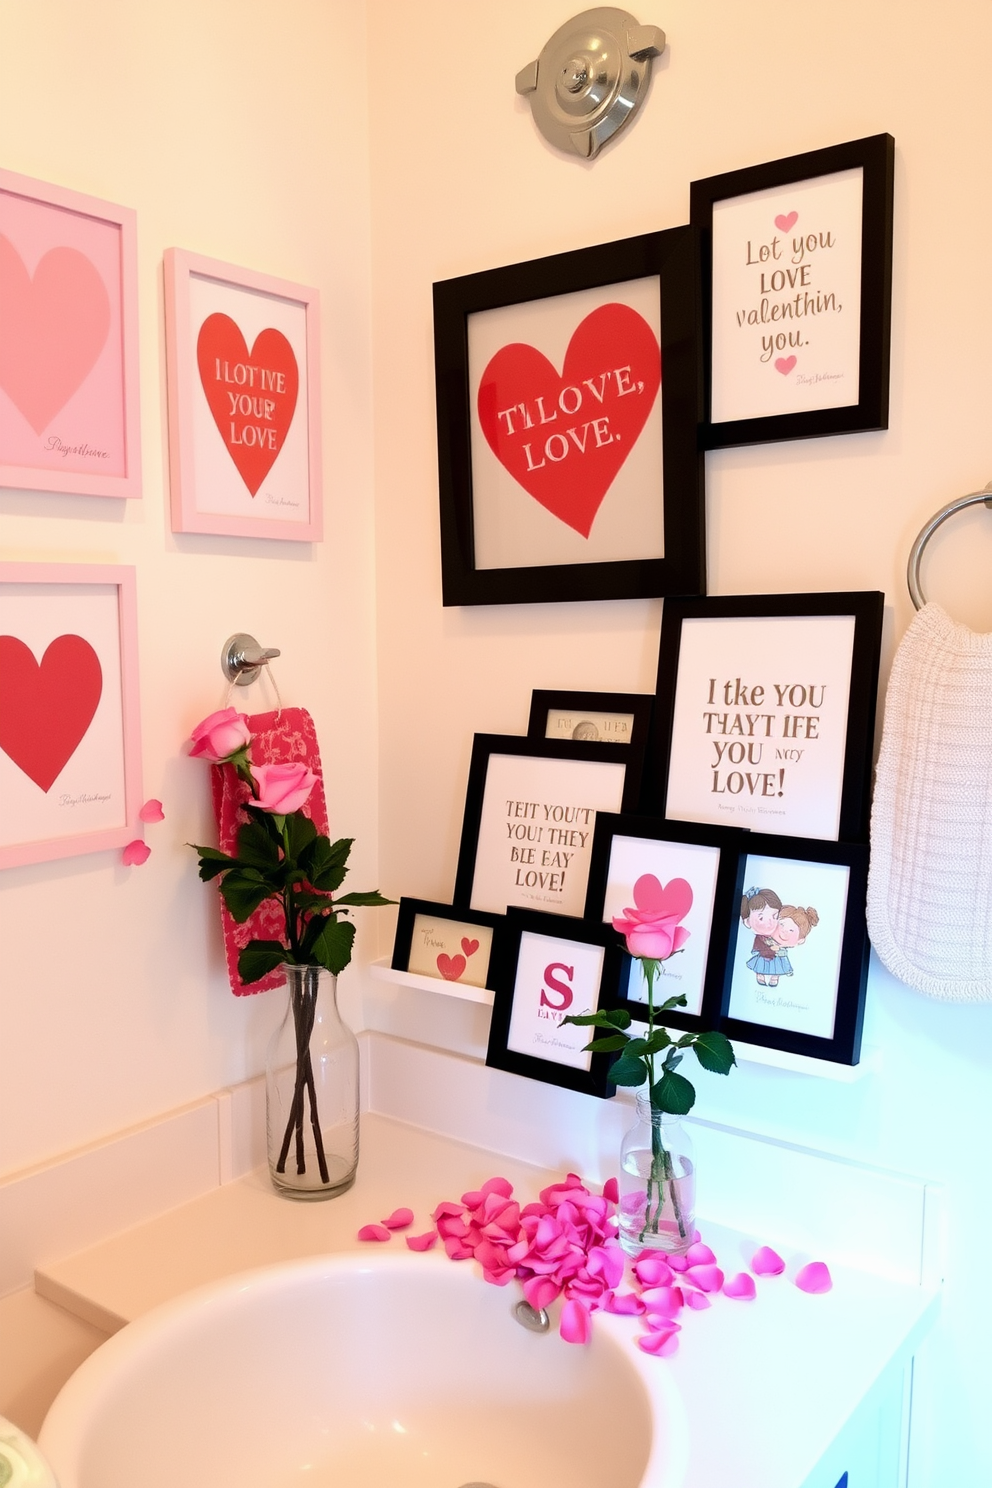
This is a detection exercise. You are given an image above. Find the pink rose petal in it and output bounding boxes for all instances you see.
[644,1313,682,1333]
[685,1289,711,1311]
[667,1253,689,1271]
[560,1298,591,1345]
[603,1290,645,1316]
[633,1254,674,1289]
[121,839,150,866]
[751,1245,786,1276]
[686,1264,724,1293]
[357,1224,391,1242]
[443,1237,475,1260]
[381,1207,414,1230]
[685,1241,716,1266]
[404,1230,438,1251]
[637,1327,680,1356]
[642,1286,684,1319]
[723,1271,757,1301]
[603,1176,619,1204]
[795,1261,833,1294]
[138,798,164,823]
[432,1200,465,1220]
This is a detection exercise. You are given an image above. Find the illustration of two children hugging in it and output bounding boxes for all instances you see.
[740,887,819,986]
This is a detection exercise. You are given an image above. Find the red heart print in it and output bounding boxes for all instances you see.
[0,235,111,434]
[437,952,467,981]
[774,211,798,232]
[461,937,480,957]
[477,303,661,538]
[633,875,693,921]
[0,634,103,792]
[775,356,797,376]
[196,313,299,496]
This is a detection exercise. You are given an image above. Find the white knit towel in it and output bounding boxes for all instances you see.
[867,603,992,1000]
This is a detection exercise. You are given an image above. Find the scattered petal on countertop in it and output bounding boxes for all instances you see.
[751,1245,786,1276]
[685,1241,716,1266]
[603,1176,619,1204]
[603,1290,645,1315]
[560,1298,592,1345]
[723,1272,757,1301]
[795,1261,833,1294]
[642,1286,684,1319]
[405,1230,438,1251]
[684,1290,711,1311]
[357,1224,391,1242]
[633,1254,674,1289]
[381,1207,414,1230]
[443,1237,475,1261]
[668,1253,689,1271]
[686,1264,725,1293]
[431,1200,465,1220]
[644,1313,683,1333]
[122,839,151,866]
[637,1327,680,1356]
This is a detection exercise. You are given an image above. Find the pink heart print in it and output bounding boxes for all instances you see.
[775,356,797,376]
[437,952,467,981]
[461,937,480,957]
[774,211,798,232]
[633,874,693,921]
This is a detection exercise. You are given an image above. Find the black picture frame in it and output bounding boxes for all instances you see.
[648,591,884,843]
[486,908,625,1098]
[454,734,643,918]
[526,688,654,754]
[692,133,894,448]
[583,813,746,1032]
[433,228,704,606]
[390,897,503,992]
[720,834,870,1065]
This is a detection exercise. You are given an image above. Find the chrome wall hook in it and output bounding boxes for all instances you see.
[516,8,666,160]
[222,633,281,687]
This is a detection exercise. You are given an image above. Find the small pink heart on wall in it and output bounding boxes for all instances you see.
[775,356,797,376]
[774,211,798,232]
[437,953,467,981]
[461,937,480,957]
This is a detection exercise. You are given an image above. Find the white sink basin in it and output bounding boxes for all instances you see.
[39,1250,684,1488]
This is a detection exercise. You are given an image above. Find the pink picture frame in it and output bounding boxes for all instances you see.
[0,563,142,869]
[164,248,322,541]
[0,167,141,500]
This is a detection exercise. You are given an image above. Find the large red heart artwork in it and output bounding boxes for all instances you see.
[196,313,299,496]
[477,303,661,538]
[0,235,111,435]
[0,634,103,792]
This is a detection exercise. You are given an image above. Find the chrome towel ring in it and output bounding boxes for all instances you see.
[907,481,992,610]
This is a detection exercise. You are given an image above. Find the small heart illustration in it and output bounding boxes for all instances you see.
[0,634,103,791]
[774,211,798,232]
[436,952,467,981]
[196,313,299,496]
[461,937,480,957]
[477,302,660,538]
[632,874,693,921]
[775,356,797,376]
[0,235,111,434]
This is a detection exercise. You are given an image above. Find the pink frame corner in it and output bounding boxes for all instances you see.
[0,167,141,500]
[0,563,142,869]
[164,248,323,542]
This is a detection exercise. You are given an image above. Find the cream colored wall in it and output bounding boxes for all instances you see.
[0,0,378,1175]
[366,3,992,1483]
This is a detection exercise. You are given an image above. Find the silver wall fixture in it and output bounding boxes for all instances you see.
[515,8,666,161]
[222,633,281,687]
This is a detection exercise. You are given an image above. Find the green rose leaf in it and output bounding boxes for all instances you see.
[657,992,689,1013]
[609,1052,648,1087]
[309,916,357,975]
[583,1033,631,1053]
[235,819,282,872]
[650,1069,697,1115]
[219,868,276,923]
[303,836,354,893]
[193,844,236,881]
[238,940,288,985]
[284,811,319,860]
[642,1028,673,1056]
[561,1009,630,1029]
[693,1029,738,1076]
[333,890,396,907]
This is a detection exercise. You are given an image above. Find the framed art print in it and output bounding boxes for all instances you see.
[584,813,745,1029]
[391,898,501,990]
[433,228,704,605]
[0,564,142,868]
[721,835,870,1064]
[454,734,642,918]
[486,909,624,1097]
[164,248,322,541]
[527,688,653,754]
[651,591,883,842]
[691,133,894,448]
[0,168,141,499]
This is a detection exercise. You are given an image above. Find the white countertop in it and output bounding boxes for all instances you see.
[36,1113,938,1488]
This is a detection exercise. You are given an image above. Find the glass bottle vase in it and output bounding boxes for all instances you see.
[265,965,359,1200]
[617,1093,695,1256]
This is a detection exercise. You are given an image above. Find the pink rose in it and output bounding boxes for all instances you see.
[612,874,692,960]
[189,708,251,763]
[251,761,317,815]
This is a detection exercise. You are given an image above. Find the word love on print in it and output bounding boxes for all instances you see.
[196,314,299,496]
[477,303,660,540]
